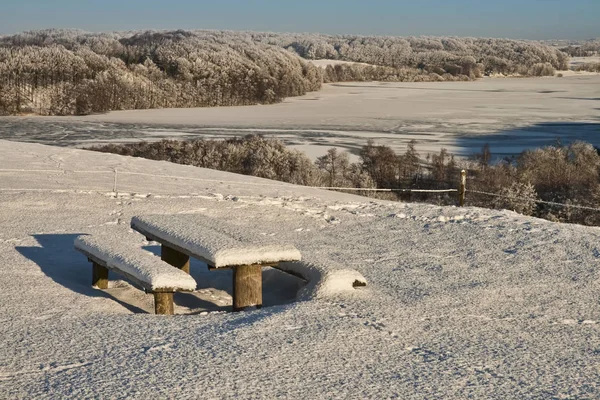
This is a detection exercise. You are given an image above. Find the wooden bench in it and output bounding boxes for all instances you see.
[130,214,302,311]
[74,233,197,315]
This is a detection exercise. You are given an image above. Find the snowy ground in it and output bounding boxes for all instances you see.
[308,59,372,68]
[570,56,600,68]
[1,139,599,398]
[1,75,599,160]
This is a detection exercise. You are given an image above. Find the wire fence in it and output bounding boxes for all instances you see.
[313,171,600,214]
[3,167,600,214]
[467,189,600,212]
[307,186,458,193]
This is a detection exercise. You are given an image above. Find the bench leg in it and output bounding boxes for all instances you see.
[161,244,190,274]
[92,262,109,289]
[154,292,174,315]
[232,265,262,312]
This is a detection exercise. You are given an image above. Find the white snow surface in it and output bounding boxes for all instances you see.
[279,261,368,300]
[3,75,599,160]
[131,214,302,268]
[74,233,197,291]
[308,59,373,68]
[1,139,600,398]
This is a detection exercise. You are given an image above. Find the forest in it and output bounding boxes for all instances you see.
[0,29,571,116]
[0,29,323,116]
[91,136,600,227]
[558,39,600,57]
[255,32,568,77]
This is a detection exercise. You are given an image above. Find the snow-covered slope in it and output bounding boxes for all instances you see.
[0,140,599,399]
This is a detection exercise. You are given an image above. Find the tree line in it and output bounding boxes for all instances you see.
[558,39,600,57]
[0,29,322,115]
[254,32,568,77]
[0,29,572,116]
[90,136,600,227]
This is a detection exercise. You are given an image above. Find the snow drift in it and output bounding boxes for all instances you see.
[1,139,599,399]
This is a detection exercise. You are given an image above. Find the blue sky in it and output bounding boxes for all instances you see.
[1,0,598,39]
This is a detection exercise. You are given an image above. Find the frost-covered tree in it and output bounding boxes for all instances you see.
[0,29,573,116]
[0,29,323,115]
[359,140,398,188]
[91,135,323,186]
[316,148,351,187]
[493,181,539,216]
[253,32,569,77]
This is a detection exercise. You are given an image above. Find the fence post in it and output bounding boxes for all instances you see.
[458,170,466,207]
[113,168,118,196]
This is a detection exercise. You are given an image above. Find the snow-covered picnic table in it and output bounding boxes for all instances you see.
[130,214,302,311]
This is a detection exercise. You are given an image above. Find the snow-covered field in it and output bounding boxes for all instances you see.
[308,59,373,68]
[1,139,599,398]
[1,74,599,160]
[570,56,600,67]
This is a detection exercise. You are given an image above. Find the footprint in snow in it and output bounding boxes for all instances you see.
[143,343,174,353]
[561,319,597,325]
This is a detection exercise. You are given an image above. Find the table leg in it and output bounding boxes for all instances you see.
[232,265,262,312]
[161,244,190,274]
[92,262,109,289]
[154,292,174,315]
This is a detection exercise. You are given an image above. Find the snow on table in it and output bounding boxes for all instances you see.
[131,214,302,268]
[74,232,197,291]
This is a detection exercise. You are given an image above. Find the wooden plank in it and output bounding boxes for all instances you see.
[154,292,174,315]
[133,222,290,269]
[161,244,190,274]
[82,250,152,291]
[92,262,109,289]
[77,248,192,293]
[207,262,277,271]
[132,224,217,268]
[232,265,263,312]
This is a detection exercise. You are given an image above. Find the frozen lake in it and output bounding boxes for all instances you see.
[1,74,599,160]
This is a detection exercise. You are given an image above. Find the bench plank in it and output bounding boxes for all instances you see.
[75,234,197,293]
[82,249,188,294]
[76,233,199,315]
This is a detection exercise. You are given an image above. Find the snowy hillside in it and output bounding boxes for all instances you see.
[1,139,599,398]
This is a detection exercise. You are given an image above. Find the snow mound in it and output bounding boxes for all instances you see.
[131,214,302,268]
[279,261,367,299]
[74,232,197,291]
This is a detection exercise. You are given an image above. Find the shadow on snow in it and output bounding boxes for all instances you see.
[455,122,600,160]
[16,234,302,315]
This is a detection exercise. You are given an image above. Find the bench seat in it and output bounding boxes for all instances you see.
[74,233,197,314]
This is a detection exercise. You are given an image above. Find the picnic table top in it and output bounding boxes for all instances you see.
[131,214,302,269]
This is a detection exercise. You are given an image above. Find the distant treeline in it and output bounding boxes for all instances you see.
[558,39,600,57]
[254,32,568,77]
[573,63,600,73]
[0,29,570,116]
[90,136,600,227]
